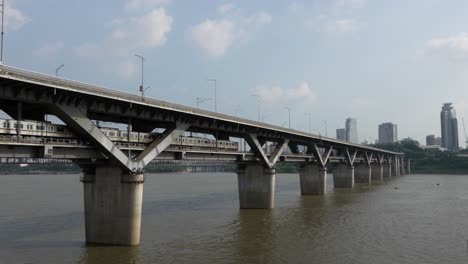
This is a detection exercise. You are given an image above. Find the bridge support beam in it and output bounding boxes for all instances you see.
[237,163,275,209]
[81,166,144,245]
[393,157,400,177]
[332,163,354,188]
[371,164,383,182]
[300,164,327,195]
[400,158,406,175]
[355,164,371,184]
[383,163,392,178]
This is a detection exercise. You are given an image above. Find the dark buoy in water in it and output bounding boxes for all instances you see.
[394,187,399,189]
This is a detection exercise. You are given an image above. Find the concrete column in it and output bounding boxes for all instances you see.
[407,160,411,174]
[355,164,372,184]
[81,166,144,246]
[392,158,400,177]
[400,158,406,175]
[383,163,392,178]
[237,163,275,209]
[371,164,383,182]
[300,164,327,195]
[332,163,354,188]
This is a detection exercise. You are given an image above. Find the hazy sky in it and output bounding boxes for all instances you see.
[5,0,468,147]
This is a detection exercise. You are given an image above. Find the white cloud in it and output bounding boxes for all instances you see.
[254,82,317,104]
[426,32,468,60]
[218,3,234,14]
[116,61,138,80]
[126,0,171,9]
[74,8,172,57]
[307,17,359,33]
[288,2,303,12]
[324,19,359,33]
[5,2,29,31]
[33,41,64,57]
[351,96,370,107]
[188,6,272,57]
[189,20,234,57]
[335,0,367,8]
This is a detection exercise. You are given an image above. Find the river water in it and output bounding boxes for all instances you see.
[1,172,468,264]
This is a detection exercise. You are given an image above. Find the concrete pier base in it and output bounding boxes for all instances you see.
[237,163,275,209]
[300,164,327,195]
[400,159,406,175]
[393,159,400,177]
[81,166,144,246]
[371,164,383,182]
[332,164,354,188]
[355,164,371,184]
[383,164,392,178]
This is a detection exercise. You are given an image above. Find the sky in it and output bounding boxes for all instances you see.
[5,0,468,147]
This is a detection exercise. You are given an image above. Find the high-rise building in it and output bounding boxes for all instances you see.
[426,135,436,146]
[435,137,442,145]
[336,128,346,141]
[378,122,398,143]
[440,103,459,151]
[345,118,358,143]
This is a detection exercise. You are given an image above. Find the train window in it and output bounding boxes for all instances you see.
[57,127,64,132]
[109,132,115,137]
[27,125,33,130]
[3,123,8,128]
[36,125,44,130]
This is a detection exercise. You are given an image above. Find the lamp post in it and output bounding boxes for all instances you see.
[250,94,261,121]
[305,112,312,133]
[285,106,291,129]
[207,79,217,112]
[55,64,64,77]
[134,54,145,99]
[0,0,5,63]
[196,97,211,108]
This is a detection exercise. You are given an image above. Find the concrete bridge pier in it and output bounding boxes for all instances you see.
[237,163,275,209]
[407,160,411,174]
[300,164,327,195]
[371,164,383,182]
[355,164,372,184]
[81,166,144,246]
[383,163,392,178]
[400,158,406,175]
[332,163,354,188]
[393,158,400,177]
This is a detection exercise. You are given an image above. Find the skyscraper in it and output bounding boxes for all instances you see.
[336,128,346,141]
[345,118,358,143]
[378,122,398,143]
[426,135,436,146]
[440,103,459,151]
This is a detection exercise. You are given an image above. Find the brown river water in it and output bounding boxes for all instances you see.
[1,172,468,264]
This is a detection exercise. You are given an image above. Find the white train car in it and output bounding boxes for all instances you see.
[0,118,239,151]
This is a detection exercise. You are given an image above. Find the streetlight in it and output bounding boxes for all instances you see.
[55,64,64,77]
[305,112,312,133]
[250,94,261,121]
[322,120,327,136]
[134,54,145,99]
[0,0,5,63]
[207,79,217,112]
[196,97,211,108]
[285,106,291,129]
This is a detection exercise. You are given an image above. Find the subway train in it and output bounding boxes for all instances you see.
[0,118,239,151]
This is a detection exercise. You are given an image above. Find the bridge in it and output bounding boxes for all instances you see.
[0,65,408,245]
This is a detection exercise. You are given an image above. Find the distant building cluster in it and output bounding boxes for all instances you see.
[378,122,398,143]
[335,118,358,143]
[423,103,459,151]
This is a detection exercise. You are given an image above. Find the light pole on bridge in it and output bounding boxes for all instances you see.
[0,0,5,63]
[285,106,291,129]
[305,112,312,134]
[134,54,145,99]
[55,64,64,77]
[250,93,261,122]
[207,79,217,112]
